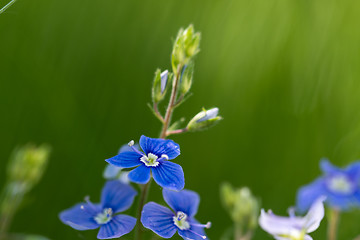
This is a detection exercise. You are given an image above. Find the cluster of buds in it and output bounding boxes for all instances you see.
[220,183,260,233]
[7,144,51,193]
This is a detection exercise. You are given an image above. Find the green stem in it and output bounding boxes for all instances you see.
[0,0,18,15]
[135,64,183,240]
[327,208,340,240]
[134,181,151,240]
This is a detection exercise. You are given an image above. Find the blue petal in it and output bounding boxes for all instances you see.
[141,202,177,238]
[178,218,207,240]
[296,178,326,213]
[152,161,185,191]
[320,158,341,175]
[345,161,360,181]
[163,189,200,217]
[128,164,151,184]
[59,203,100,230]
[103,165,122,179]
[139,135,180,160]
[101,180,137,213]
[105,151,142,168]
[97,215,136,239]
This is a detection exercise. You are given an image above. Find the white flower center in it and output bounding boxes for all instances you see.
[173,211,190,230]
[94,208,113,224]
[140,153,160,167]
[328,175,354,194]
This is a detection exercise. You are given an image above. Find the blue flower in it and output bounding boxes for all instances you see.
[259,197,325,240]
[59,180,137,239]
[297,158,360,212]
[141,189,211,240]
[106,135,184,191]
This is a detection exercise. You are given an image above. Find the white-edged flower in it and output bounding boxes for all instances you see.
[259,196,326,240]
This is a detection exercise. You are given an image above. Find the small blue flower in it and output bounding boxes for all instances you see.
[106,135,184,191]
[297,158,360,212]
[141,189,211,240]
[59,180,137,239]
[259,197,325,240]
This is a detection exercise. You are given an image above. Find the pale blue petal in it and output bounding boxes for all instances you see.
[128,164,151,184]
[97,215,136,239]
[59,203,100,230]
[101,180,137,213]
[103,165,122,179]
[118,143,140,153]
[345,161,360,181]
[152,161,184,191]
[139,135,180,160]
[141,202,177,238]
[163,189,199,217]
[105,151,142,168]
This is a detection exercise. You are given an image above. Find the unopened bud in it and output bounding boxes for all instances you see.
[187,108,222,132]
[152,69,171,103]
[171,25,201,74]
[7,144,51,193]
[179,62,194,95]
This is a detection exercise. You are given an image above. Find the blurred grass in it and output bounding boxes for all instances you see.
[1,0,360,239]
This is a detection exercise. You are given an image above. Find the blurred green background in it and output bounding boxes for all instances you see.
[1,0,360,239]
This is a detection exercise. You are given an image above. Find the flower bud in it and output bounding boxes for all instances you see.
[7,144,51,192]
[171,25,201,74]
[179,62,194,95]
[220,183,260,230]
[187,108,222,132]
[152,69,171,103]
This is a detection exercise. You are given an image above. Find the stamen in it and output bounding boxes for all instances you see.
[188,229,207,239]
[84,196,98,211]
[80,205,94,215]
[191,221,212,229]
[128,140,134,146]
[161,154,169,160]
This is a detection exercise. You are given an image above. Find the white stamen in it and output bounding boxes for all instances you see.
[161,154,169,160]
[128,140,135,147]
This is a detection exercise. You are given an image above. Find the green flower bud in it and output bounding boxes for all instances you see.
[220,183,260,230]
[7,144,51,192]
[152,69,171,103]
[179,62,194,95]
[187,108,222,132]
[171,24,201,74]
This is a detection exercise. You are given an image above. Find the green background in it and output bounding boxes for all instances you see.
[1,0,360,239]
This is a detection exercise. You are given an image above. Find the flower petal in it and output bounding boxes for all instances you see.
[320,158,341,175]
[141,202,177,238]
[304,196,325,233]
[178,218,207,240]
[97,215,136,239]
[59,203,100,230]
[296,177,326,213]
[139,135,180,159]
[103,165,122,179]
[345,161,360,181]
[152,161,185,191]
[101,180,137,213]
[128,164,151,184]
[105,152,142,168]
[163,189,199,217]
[259,209,304,236]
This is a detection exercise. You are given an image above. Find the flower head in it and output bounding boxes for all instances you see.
[297,158,360,212]
[259,197,325,240]
[105,135,184,191]
[59,181,137,239]
[187,108,222,132]
[141,189,211,240]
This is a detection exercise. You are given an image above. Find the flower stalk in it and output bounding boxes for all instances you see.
[0,0,18,15]
[327,208,340,240]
